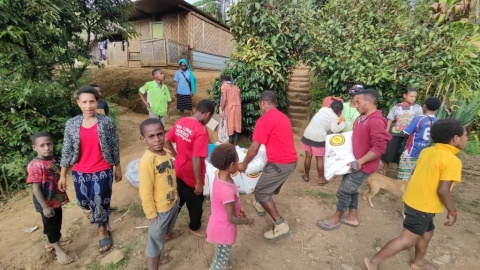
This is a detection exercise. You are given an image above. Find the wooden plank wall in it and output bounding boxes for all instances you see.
[191,13,233,57]
[107,42,128,66]
[130,20,151,53]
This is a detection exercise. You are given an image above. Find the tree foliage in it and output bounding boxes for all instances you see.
[207,0,317,132]
[0,0,135,193]
[305,0,480,112]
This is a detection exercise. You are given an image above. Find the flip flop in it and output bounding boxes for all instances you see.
[301,175,309,182]
[317,219,341,231]
[99,231,113,254]
[317,180,328,186]
[340,217,359,228]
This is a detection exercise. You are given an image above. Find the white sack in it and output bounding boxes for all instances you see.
[324,131,356,180]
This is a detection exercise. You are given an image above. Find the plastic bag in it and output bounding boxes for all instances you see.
[324,131,356,180]
[125,159,141,188]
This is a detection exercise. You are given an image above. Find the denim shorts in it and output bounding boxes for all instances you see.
[403,204,435,236]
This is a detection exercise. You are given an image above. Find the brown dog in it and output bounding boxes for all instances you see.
[363,173,409,208]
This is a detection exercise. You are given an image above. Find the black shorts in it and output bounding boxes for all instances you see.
[403,204,435,235]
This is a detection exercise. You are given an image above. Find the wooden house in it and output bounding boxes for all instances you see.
[107,0,234,70]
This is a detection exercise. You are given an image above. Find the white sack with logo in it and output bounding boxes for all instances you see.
[324,131,355,180]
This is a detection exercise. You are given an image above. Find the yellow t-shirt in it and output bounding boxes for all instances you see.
[403,143,462,213]
[139,149,177,219]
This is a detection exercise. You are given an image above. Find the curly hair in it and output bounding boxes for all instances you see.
[210,143,238,170]
[431,118,464,144]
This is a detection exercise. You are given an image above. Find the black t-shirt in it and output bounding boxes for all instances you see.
[97,99,109,116]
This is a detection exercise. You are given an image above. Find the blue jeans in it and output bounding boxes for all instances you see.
[336,171,370,212]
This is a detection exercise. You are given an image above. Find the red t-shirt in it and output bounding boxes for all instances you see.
[26,158,70,212]
[166,117,209,188]
[253,108,297,164]
[72,123,111,173]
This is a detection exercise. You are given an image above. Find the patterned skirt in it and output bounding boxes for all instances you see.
[72,168,113,224]
[177,94,192,110]
[397,154,417,180]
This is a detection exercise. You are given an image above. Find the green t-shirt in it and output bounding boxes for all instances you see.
[139,80,172,116]
[341,101,360,132]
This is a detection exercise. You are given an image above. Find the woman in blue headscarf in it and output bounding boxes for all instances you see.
[174,58,197,117]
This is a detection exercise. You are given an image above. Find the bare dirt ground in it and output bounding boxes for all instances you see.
[1,69,480,270]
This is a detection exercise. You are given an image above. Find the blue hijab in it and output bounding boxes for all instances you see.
[178,58,197,95]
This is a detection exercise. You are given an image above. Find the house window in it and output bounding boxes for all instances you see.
[152,22,164,39]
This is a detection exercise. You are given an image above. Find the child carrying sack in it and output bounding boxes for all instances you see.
[324,131,355,180]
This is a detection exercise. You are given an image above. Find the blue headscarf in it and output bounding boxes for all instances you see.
[178,58,197,95]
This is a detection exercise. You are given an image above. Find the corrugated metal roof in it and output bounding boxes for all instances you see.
[192,50,227,70]
[131,0,229,30]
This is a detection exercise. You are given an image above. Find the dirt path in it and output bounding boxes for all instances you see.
[1,107,480,270]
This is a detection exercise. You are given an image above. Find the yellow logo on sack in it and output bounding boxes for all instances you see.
[246,172,261,178]
[329,134,346,146]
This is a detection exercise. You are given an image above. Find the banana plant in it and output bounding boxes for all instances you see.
[431,0,471,24]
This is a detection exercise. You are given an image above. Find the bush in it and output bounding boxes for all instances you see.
[207,0,317,132]
[305,0,480,113]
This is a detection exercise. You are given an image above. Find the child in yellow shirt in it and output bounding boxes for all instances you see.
[139,118,182,270]
[364,118,468,270]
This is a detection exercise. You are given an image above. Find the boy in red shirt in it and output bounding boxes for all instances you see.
[26,132,73,265]
[238,91,298,240]
[165,99,214,237]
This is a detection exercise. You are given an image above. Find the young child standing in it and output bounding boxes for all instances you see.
[397,97,442,180]
[138,118,181,269]
[26,132,73,265]
[207,144,254,270]
[381,88,423,175]
[139,68,172,125]
[364,118,468,270]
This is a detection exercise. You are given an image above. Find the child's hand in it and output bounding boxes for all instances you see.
[245,217,254,226]
[149,218,157,225]
[58,177,67,192]
[239,209,247,218]
[338,116,345,123]
[444,212,457,226]
[43,207,55,218]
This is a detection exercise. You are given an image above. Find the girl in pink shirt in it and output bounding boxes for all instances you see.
[207,144,254,270]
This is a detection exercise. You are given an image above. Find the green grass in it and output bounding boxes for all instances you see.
[85,241,137,270]
[464,134,480,156]
[129,203,145,219]
[296,189,336,200]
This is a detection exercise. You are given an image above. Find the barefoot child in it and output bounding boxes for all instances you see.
[365,118,468,270]
[26,132,73,265]
[207,144,254,270]
[138,118,181,270]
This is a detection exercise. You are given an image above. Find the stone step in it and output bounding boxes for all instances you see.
[287,91,311,102]
[288,99,311,107]
[289,105,309,114]
[288,81,311,88]
[288,112,310,120]
[290,118,309,128]
[288,76,311,83]
[292,126,304,136]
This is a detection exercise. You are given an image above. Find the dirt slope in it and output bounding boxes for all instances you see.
[1,73,479,270]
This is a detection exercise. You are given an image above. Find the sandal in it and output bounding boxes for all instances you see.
[99,231,113,254]
[317,180,328,186]
[340,217,359,228]
[317,219,341,231]
[301,175,310,182]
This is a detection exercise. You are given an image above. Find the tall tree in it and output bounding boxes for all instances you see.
[0,0,136,193]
